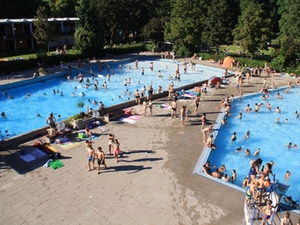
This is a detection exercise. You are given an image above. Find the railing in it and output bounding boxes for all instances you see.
[244,186,277,225]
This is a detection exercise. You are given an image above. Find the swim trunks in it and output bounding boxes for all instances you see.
[263,214,271,220]
[97,159,105,165]
[88,156,92,162]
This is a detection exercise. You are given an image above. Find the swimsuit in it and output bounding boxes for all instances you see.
[97,158,105,165]
[114,149,120,155]
[87,155,92,162]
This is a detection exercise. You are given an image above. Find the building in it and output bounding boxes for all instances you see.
[0,17,79,51]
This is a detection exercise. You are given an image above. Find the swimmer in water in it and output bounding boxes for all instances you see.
[36,113,41,117]
[42,92,47,96]
[244,149,250,156]
[275,117,279,123]
[231,132,237,141]
[26,93,31,98]
[1,112,6,117]
[245,131,250,138]
[235,146,242,153]
[253,148,260,157]
[71,92,75,96]
[52,89,56,94]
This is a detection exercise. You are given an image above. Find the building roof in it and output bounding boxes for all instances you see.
[0,18,79,24]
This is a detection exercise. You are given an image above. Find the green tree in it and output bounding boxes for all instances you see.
[97,0,154,44]
[232,0,272,59]
[164,0,206,53]
[202,0,239,48]
[142,17,170,43]
[75,0,103,55]
[33,6,57,54]
[278,0,300,41]
[47,0,78,17]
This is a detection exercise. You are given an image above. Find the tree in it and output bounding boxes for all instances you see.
[47,0,78,17]
[96,0,155,44]
[278,0,300,41]
[202,0,239,48]
[33,6,57,54]
[75,0,103,55]
[164,0,206,54]
[142,17,170,43]
[232,0,272,59]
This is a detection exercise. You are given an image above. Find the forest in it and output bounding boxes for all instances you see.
[0,0,299,71]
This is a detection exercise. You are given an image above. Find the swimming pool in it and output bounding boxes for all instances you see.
[0,58,224,138]
[196,86,300,204]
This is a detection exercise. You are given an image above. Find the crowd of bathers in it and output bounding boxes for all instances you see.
[202,75,300,201]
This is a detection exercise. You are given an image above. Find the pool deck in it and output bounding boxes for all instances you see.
[1,58,299,224]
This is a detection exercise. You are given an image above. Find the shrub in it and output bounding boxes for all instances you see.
[270,55,285,72]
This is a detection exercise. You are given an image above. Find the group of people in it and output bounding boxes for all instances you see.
[86,132,121,174]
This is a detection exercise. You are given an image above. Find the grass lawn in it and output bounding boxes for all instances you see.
[0,49,81,61]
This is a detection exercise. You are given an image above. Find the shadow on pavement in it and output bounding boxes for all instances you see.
[120,157,163,163]
[101,165,152,174]
[122,149,156,154]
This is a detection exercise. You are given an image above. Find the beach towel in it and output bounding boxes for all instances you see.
[59,141,80,150]
[49,160,64,170]
[121,117,137,124]
[20,147,47,162]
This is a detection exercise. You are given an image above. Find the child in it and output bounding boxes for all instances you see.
[256,199,278,225]
[86,144,95,171]
[231,169,236,183]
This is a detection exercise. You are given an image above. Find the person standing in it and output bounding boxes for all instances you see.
[171,99,177,118]
[147,85,153,100]
[95,147,107,174]
[113,139,121,163]
[108,133,115,155]
[194,96,200,115]
[134,89,140,105]
[46,113,56,128]
[86,144,95,171]
[148,100,153,116]
[180,106,186,127]
[281,211,293,225]
[143,100,147,116]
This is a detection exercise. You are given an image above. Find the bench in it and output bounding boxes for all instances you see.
[104,109,125,122]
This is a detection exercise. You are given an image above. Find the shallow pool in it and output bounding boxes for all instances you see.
[0,58,224,138]
[199,86,300,203]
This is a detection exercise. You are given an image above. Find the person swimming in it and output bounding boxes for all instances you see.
[245,131,250,138]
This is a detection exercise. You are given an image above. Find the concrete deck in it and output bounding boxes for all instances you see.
[1,59,298,225]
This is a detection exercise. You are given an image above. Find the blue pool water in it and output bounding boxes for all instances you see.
[202,86,300,203]
[0,58,224,138]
